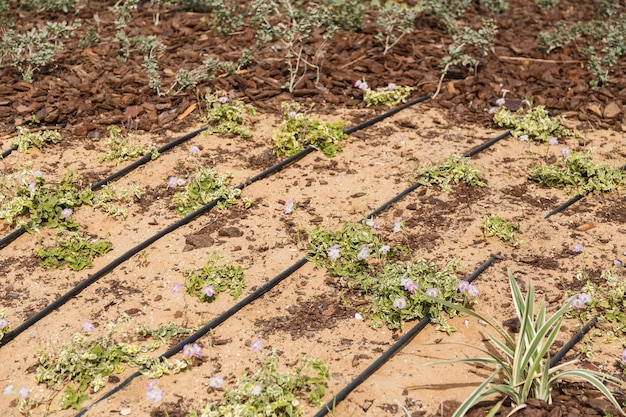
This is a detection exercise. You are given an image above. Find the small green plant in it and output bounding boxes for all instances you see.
[184,252,246,302]
[113,0,138,60]
[272,102,347,158]
[362,81,414,107]
[528,150,626,195]
[410,154,485,191]
[535,0,559,10]
[0,169,92,231]
[479,0,508,14]
[11,126,62,152]
[482,215,521,247]
[422,0,472,26]
[200,92,256,138]
[136,322,196,344]
[34,231,113,271]
[100,126,158,164]
[134,35,166,94]
[435,19,498,96]
[172,166,243,216]
[429,272,626,417]
[0,309,9,342]
[92,183,134,218]
[492,104,581,143]
[0,21,79,82]
[78,25,99,49]
[18,0,79,12]
[188,354,330,417]
[372,0,422,56]
[34,327,191,410]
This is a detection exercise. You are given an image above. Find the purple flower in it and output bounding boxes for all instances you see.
[171,283,182,294]
[519,135,529,142]
[251,338,264,352]
[218,96,229,104]
[81,321,94,333]
[168,176,179,188]
[621,349,626,365]
[379,245,390,255]
[284,199,294,214]
[147,387,162,403]
[501,88,510,95]
[250,384,262,396]
[33,170,43,177]
[183,343,203,358]
[495,97,505,106]
[354,79,368,90]
[570,297,585,309]
[365,218,380,230]
[572,243,584,253]
[327,244,340,261]
[457,280,470,292]
[393,217,402,234]
[61,208,73,217]
[614,259,622,268]
[18,387,30,399]
[468,285,479,297]
[393,297,407,309]
[209,376,224,389]
[549,136,558,146]
[0,318,8,329]
[426,288,438,298]
[147,379,158,391]
[189,145,200,155]
[3,384,13,395]
[288,111,297,119]
[406,282,419,294]
[27,182,36,191]
[578,292,592,305]
[202,285,215,298]
[561,147,571,158]
[387,83,397,90]
[488,107,497,115]
[357,245,369,261]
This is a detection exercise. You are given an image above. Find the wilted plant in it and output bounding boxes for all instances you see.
[272,102,347,158]
[172,166,244,215]
[411,154,485,191]
[429,272,626,417]
[0,21,79,82]
[11,126,62,152]
[372,0,422,56]
[482,215,521,247]
[528,150,626,195]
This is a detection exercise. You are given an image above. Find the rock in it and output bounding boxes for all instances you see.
[585,103,602,117]
[603,101,621,119]
[218,227,243,238]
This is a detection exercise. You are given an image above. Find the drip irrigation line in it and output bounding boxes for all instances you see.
[0,127,209,251]
[314,254,500,417]
[1,146,17,158]
[463,130,511,158]
[544,163,626,219]
[2,96,435,347]
[550,315,598,367]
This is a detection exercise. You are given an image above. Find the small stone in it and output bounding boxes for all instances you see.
[603,101,621,119]
[120,407,132,416]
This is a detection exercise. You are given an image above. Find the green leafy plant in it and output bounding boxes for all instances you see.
[18,0,79,12]
[479,0,508,14]
[429,272,626,416]
[172,166,243,216]
[100,126,158,164]
[11,127,62,152]
[184,252,246,302]
[528,150,626,195]
[362,82,414,107]
[534,0,559,10]
[482,215,521,247]
[34,327,191,410]
[272,102,347,158]
[200,92,256,138]
[493,104,581,143]
[135,35,166,94]
[188,354,330,417]
[34,231,113,271]
[0,21,79,82]
[113,0,138,60]
[422,0,472,25]
[372,0,422,56]
[0,309,9,342]
[411,154,485,191]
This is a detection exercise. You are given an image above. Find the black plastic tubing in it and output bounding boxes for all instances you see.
[1,146,17,159]
[1,94,433,347]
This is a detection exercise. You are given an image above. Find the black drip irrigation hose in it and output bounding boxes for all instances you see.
[74,126,510,415]
[1,145,18,159]
[0,126,209,251]
[550,315,598,367]
[1,94,433,347]
[313,253,499,417]
[544,163,626,219]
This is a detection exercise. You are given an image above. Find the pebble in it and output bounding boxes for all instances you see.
[120,408,131,415]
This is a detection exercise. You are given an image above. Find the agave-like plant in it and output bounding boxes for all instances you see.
[429,272,625,417]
